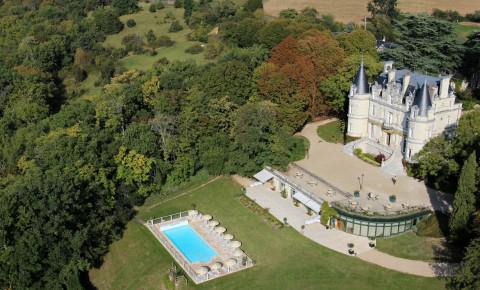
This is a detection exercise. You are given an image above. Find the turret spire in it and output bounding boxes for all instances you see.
[354,60,369,94]
[412,80,432,117]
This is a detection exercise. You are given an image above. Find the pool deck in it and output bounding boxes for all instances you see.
[146,212,254,284]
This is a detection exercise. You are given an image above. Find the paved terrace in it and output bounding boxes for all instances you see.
[296,120,453,213]
[234,176,454,278]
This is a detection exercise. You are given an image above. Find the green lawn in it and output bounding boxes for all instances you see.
[289,136,309,161]
[90,177,445,290]
[455,23,480,41]
[317,120,344,143]
[103,4,208,71]
[376,212,461,262]
[376,232,450,262]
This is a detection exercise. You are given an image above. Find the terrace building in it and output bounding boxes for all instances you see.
[347,61,462,163]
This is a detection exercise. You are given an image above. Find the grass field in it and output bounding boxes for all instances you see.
[376,232,451,262]
[103,4,207,71]
[455,22,480,41]
[317,120,344,143]
[264,0,480,23]
[289,136,310,161]
[89,177,446,290]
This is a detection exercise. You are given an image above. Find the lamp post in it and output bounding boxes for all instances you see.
[358,174,364,191]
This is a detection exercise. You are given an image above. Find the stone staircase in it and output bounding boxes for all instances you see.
[342,138,365,156]
[343,138,406,177]
[380,149,407,177]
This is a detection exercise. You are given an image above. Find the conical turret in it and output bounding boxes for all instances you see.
[412,80,432,117]
[354,61,369,94]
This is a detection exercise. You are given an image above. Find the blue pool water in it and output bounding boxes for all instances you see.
[162,223,217,263]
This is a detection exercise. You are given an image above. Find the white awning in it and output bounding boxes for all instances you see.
[253,169,274,183]
[293,192,322,213]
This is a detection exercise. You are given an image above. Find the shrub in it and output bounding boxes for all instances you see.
[149,4,156,12]
[157,35,175,47]
[71,65,87,82]
[155,2,165,9]
[174,0,182,8]
[145,29,157,47]
[204,40,224,59]
[155,57,170,65]
[164,11,176,22]
[112,0,139,15]
[353,148,381,167]
[168,20,183,32]
[375,153,386,163]
[185,44,203,54]
[126,19,136,28]
[320,202,337,225]
[92,7,124,35]
[353,148,362,155]
[121,34,145,54]
[389,195,396,203]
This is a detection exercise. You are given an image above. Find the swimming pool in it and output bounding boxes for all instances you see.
[161,222,218,263]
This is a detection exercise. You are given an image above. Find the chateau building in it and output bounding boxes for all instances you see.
[347,61,462,162]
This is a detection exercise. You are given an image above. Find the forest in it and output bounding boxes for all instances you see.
[0,0,479,289]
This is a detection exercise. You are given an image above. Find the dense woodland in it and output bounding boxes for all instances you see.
[0,0,479,289]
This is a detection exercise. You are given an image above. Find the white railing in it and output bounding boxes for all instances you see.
[148,211,190,225]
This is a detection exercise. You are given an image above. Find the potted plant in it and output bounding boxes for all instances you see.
[294,200,300,207]
[368,237,376,248]
[281,190,287,199]
[354,190,360,198]
[347,243,355,255]
[307,208,312,216]
[389,195,397,203]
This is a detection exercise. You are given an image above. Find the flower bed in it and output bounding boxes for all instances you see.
[353,148,381,167]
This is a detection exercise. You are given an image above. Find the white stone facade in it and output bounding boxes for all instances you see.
[347,61,462,162]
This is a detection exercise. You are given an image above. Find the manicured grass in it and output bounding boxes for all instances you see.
[455,22,480,41]
[103,4,208,71]
[289,136,309,161]
[416,212,449,238]
[90,177,445,290]
[376,232,449,262]
[317,120,344,143]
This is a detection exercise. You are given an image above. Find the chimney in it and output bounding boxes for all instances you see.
[383,61,394,73]
[401,72,411,96]
[388,69,396,83]
[439,77,450,99]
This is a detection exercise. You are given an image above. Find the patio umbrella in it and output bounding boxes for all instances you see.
[202,214,212,221]
[188,210,198,216]
[223,233,234,240]
[230,241,241,248]
[210,262,222,271]
[214,226,226,233]
[196,266,209,275]
[208,220,219,227]
[233,249,244,257]
[225,258,237,267]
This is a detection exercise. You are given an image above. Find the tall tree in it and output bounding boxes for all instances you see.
[184,0,193,18]
[243,0,263,12]
[462,32,480,90]
[448,238,480,290]
[450,151,478,243]
[367,0,399,18]
[383,14,463,74]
